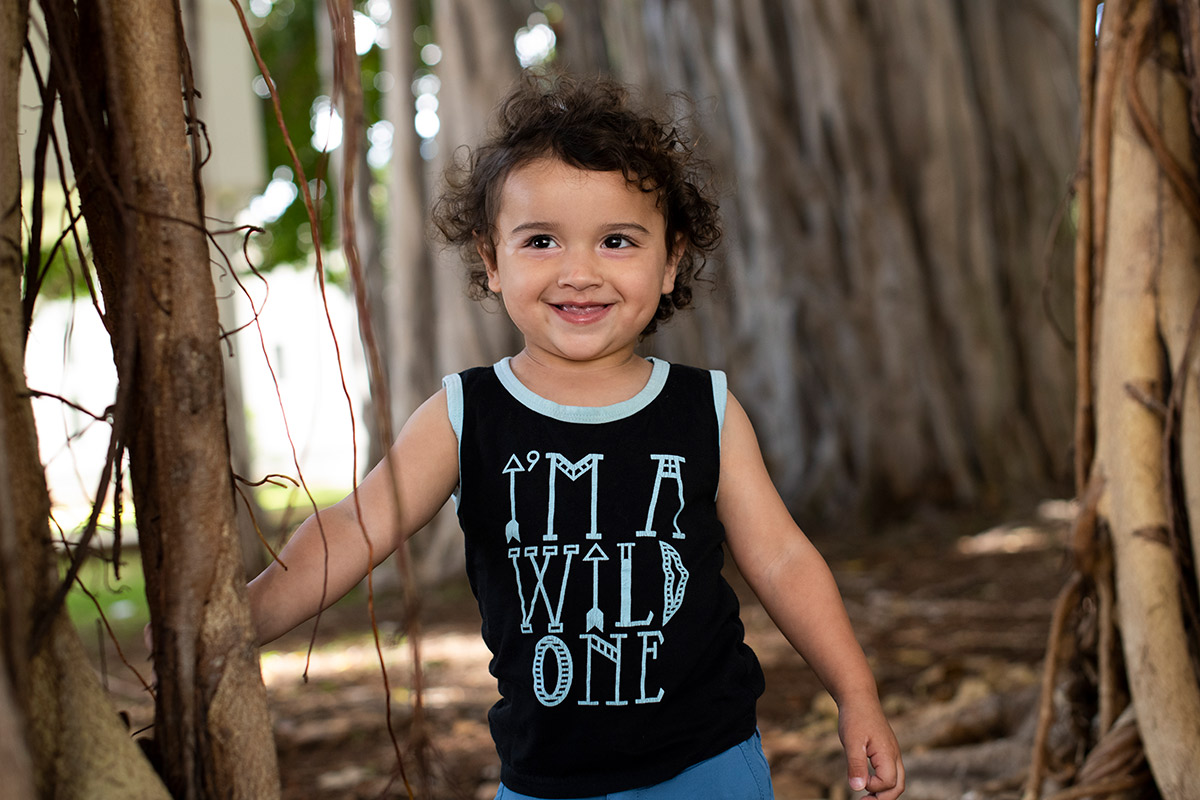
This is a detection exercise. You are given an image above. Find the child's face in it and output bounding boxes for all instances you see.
[481,157,680,369]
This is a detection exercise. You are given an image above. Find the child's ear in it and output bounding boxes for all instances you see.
[476,235,502,293]
[662,235,684,294]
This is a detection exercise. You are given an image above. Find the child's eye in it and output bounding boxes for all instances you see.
[526,234,556,249]
[602,234,633,249]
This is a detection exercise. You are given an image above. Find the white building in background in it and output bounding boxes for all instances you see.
[26,271,370,531]
[219,264,371,497]
[25,300,120,526]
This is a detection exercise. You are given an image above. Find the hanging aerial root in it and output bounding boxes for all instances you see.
[1125,5,1200,229]
[1025,572,1085,800]
[1074,0,1104,491]
[1094,534,1119,735]
[1042,775,1148,800]
[1027,473,1120,800]
[1041,707,1150,800]
[1076,707,1148,786]
[1161,291,1200,685]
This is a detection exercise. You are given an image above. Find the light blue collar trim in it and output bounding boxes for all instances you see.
[494,357,670,424]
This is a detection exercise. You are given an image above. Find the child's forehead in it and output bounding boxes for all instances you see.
[505,156,618,185]
[495,157,661,214]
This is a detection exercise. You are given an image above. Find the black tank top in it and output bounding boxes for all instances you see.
[445,358,764,797]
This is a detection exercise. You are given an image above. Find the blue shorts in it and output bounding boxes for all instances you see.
[494,730,774,800]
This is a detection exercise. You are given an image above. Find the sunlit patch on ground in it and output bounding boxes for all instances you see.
[956,499,1073,555]
[262,629,492,689]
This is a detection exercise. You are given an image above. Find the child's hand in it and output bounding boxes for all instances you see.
[838,695,904,799]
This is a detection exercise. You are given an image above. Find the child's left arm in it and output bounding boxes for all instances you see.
[717,392,905,800]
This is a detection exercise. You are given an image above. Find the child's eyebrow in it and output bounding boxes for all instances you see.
[602,222,654,235]
[508,221,557,236]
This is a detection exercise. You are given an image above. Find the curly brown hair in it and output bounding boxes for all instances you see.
[430,72,722,336]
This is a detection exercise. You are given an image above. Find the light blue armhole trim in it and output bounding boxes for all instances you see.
[711,369,728,445]
[493,356,670,423]
[711,369,727,501]
[441,372,464,510]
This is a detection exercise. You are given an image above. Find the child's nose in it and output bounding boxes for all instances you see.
[557,251,603,290]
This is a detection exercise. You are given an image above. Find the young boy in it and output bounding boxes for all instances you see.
[248,73,904,800]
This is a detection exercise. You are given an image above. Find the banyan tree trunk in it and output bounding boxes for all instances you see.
[556,0,1080,519]
[1027,1,1200,798]
[425,0,527,379]
[37,0,281,796]
[3,3,167,798]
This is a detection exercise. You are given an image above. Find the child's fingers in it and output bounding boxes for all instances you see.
[863,751,905,800]
[840,707,903,797]
[846,744,871,792]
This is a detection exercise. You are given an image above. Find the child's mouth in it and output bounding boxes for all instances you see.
[553,303,612,322]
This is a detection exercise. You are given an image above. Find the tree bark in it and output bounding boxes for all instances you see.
[387,0,437,444]
[27,617,171,799]
[39,1,280,796]
[1,3,40,795]
[428,0,526,378]
[1089,1,1200,794]
[4,3,170,797]
[1029,2,1200,797]
[385,0,458,587]
[181,0,273,579]
[0,651,34,800]
[106,2,280,795]
[557,0,1079,519]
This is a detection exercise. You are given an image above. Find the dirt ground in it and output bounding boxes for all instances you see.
[103,503,1072,800]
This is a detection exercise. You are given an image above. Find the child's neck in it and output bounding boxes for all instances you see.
[508,349,654,407]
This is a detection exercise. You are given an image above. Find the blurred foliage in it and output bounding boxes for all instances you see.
[250,0,335,268]
[249,0,432,273]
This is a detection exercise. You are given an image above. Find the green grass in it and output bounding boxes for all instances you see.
[63,552,150,643]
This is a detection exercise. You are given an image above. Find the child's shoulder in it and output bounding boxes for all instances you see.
[448,361,500,377]
[441,362,502,391]
[655,358,723,377]
[653,358,727,391]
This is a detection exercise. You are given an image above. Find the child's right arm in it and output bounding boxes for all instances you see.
[246,389,460,645]
[717,392,904,799]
